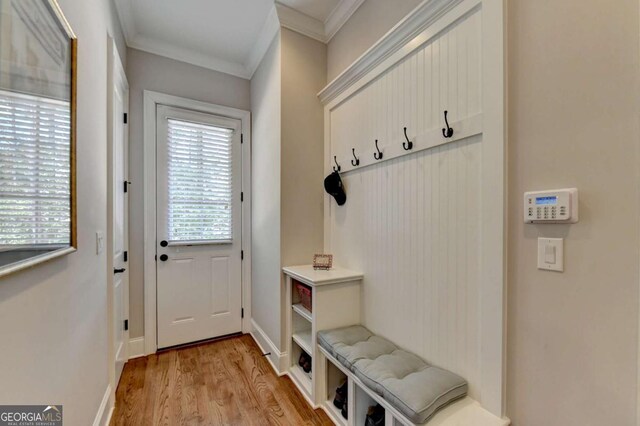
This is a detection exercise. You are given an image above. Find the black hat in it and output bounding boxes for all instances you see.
[324,171,346,206]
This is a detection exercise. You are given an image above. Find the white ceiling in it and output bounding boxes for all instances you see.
[114,0,366,79]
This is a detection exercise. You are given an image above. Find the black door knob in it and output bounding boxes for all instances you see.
[160,240,168,247]
[159,254,168,261]
[114,268,126,274]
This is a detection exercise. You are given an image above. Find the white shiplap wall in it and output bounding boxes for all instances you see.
[326,8,485,399]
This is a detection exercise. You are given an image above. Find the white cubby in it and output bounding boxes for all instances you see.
[283,265,363,409]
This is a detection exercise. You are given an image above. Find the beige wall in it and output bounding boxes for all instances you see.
[251,33,283,349]
[281,28,326,280]
[250,29,326,354]
[328,0,640,424]
[126,48,251,338]
[507,0,639,424]
[0,0,125,424]
[280,27,326,346]
[327,0,421,81]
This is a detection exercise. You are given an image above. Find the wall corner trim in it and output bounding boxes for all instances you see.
[128,337,146,359]
[250,319,288,376]
[92,385,114,426]
[318,0,469,104]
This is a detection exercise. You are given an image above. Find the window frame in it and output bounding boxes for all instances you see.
[0,0,77,278]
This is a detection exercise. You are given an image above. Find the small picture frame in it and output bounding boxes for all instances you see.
[313,254,333,270]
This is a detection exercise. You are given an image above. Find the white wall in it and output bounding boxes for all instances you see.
[126,48,251,338]
[251,33,283,352]
[0,0,125,424]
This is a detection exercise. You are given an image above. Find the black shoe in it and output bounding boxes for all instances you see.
[333,381,347,409]
[341,393,348,420]
[365,404,384,426]
[298,352,312,373]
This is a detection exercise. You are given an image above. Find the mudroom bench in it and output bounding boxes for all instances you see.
[317,326,510,426]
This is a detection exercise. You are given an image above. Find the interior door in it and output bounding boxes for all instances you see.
[156,105,242,349]
[112,54,129,383]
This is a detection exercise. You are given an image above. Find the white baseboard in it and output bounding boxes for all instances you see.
[250,319,287,376]
[128,337,146,359]
[93,385,113,426]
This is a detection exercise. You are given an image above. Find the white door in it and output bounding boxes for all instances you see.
[156,105,243,349]
[111,52,129,383]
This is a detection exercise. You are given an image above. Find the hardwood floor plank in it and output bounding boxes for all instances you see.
[112,334,331,426]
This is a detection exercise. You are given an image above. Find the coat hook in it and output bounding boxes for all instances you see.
[403,127,413,150]
[373,139,383,160]
[333,155,341,172]
[351,148,360,166]
[442,110,454,138]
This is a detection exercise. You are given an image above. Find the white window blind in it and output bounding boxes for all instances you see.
[0,90,71,247]
[167,118,234,243]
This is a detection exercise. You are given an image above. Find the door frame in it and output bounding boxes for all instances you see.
[143,91,252,355]
[107,38,129,396]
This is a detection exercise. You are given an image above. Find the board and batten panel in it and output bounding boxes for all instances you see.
[330,9,481,172]
[327,8,483,399]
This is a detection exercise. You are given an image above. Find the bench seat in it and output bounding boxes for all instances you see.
[318,325,468,424]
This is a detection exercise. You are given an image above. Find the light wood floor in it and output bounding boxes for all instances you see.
[111,334,332,426]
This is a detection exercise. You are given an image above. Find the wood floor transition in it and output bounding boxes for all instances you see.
[111,334,332,425]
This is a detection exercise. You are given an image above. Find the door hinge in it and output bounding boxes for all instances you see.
[124,180,130,193]
[124,319,129,331]
[124,251,128,262]
[155,254,157,261]
[241,192,244,202]
[241,308,244,319]
[241,133,243,144]
[124,113,128,124]
[241,250,244,260]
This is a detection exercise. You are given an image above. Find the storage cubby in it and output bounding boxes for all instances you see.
[324,359,349,425]
[290,339,312,395]
[354,382,384,426]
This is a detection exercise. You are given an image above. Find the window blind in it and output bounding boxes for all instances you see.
[0,90,71,247]
[167,118,234,243]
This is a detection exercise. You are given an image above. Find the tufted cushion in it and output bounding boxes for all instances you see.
[318,326,467,424]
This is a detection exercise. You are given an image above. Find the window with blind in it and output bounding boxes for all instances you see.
[167,118,234,244]
[0,90,71,248]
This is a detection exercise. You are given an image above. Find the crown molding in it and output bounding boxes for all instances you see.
[274,0,366,44]
[129,35,251,79]
[325,0,366,41]
[319,0,466,104]
[275,2,326,43]
[245,5,280,78]
[112,0,366,80]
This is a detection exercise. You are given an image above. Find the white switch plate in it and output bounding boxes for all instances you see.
[96,231,104,255]
[538,238,563,272]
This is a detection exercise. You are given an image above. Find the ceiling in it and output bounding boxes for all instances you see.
[114,0,366,79]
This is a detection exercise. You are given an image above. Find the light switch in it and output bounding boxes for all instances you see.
[538,238,563,272]
[544,245,556,264]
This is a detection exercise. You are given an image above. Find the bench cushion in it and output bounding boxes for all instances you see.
[318,326,468,424]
